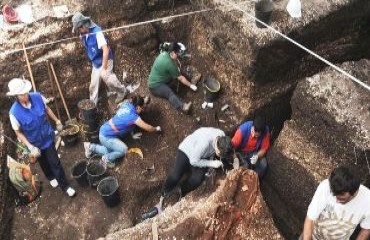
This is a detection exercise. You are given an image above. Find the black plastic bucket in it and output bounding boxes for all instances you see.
[78,99,98,130]
[203,76,221,103]
[255,0,274,28]
[71,160,89,187]
[60,124,80,146]
[97,176,120,207]
[86,160,106,187]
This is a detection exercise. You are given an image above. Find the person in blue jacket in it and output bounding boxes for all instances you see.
[72,12,127,105]
[84,95,161,168]
[7,78,76,197]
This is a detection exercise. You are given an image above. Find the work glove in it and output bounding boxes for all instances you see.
[209,160,223,169]
[250,154,259,165]
[233,157,240,170]
[132,132,142,140]
[56,120,63,132]
[28,145,41,158]
[190,84,197,91]
[155,126,161,132]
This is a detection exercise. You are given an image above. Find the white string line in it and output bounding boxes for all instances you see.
[222,0,370,92]
[0,8,212,57]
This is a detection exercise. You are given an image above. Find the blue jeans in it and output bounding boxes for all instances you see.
[90,134,128,162]
[236,151,268,179]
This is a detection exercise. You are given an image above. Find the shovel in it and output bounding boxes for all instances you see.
[22,43,36,91]
[49,62,78,126]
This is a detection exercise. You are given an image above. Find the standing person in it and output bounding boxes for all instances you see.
[161,127,233,199]
[232,115,270,179]
[7,78,76,197]
[84,95,161,168]
[302,166,370,240]
[72,12,127,105]
[147,42,196,114]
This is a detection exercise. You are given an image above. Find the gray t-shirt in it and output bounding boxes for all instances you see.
[178,127,225,168]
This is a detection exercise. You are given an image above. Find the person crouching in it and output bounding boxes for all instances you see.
[84,95,161,168]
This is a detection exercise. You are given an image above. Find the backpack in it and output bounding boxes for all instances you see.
[8,155,41,204]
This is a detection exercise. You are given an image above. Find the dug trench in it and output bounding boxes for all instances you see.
[0,0,369,239]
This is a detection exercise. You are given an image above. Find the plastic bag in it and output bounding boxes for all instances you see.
[286,0,302,18]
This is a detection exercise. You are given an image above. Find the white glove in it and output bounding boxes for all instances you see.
[132,132,142,140]
[209,160,223,169]
[155,126,161,132]
[233,157,240,170]
[190,84,197,91]
[250,154,259,165]
[28,145,41,158]
[56,120,63,132]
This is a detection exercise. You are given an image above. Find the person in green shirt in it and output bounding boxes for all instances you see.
[147,43,196,114]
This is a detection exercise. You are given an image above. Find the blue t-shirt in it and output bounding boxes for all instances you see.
[100,101,139,137]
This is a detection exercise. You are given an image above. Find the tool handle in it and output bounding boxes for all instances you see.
[49,62,72,121]
[46,61,61,120]
[22,43,36,91]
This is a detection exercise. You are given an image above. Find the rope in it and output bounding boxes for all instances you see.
[221,0,370,92]
[1,2,369,92]
[0,9,212,57]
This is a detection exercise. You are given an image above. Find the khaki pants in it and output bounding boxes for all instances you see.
[90,59,126,105]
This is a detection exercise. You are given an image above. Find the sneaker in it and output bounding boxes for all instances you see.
[126,82,141,93]
[66,187,76,197]
[50,179,59,188]
[101,156,116,169]
[182,102,192,114]
[83,142,92,158]
[143,96,151,105]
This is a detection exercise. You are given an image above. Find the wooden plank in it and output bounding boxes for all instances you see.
[152,221,158,240]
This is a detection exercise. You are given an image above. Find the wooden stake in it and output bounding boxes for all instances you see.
[49,62,72,122]
[22,43,36,91]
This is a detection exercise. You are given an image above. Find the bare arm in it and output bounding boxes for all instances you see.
[46,106,60,124]
[101,44,109,70]
[357,229,370,240]
[178,75,192,87]
[134,118,156,132]
[14,130,32,149]
[257,149,267,158]
[302,217,314,240]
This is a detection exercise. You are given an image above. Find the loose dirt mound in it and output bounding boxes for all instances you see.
[104,169,282,240]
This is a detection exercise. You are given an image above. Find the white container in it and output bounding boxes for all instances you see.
[286,0,302,18]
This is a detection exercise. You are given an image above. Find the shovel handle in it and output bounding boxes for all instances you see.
[47,61,61,120]
[49,62,72,122]
[22,43,36,91]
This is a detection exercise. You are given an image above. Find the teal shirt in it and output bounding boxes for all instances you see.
[148,52,180,88]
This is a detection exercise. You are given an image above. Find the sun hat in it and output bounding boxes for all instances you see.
[7,78,32,96]
[71,12,95,33]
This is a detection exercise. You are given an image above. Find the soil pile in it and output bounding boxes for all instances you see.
[103,169,283,240]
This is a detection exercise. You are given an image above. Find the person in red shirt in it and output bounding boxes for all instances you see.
[232,115,270,179]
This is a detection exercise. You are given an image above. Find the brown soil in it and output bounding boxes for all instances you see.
[60,124,79,136]
[1,0,370,239]
[78,99,96,110]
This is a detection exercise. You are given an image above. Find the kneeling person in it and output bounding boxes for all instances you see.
[161,127,233,200]
[232,115,270,179]
[84,95,160,168]
[147,42,196,114]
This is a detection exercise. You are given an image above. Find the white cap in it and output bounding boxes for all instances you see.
[7,78,32,96]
